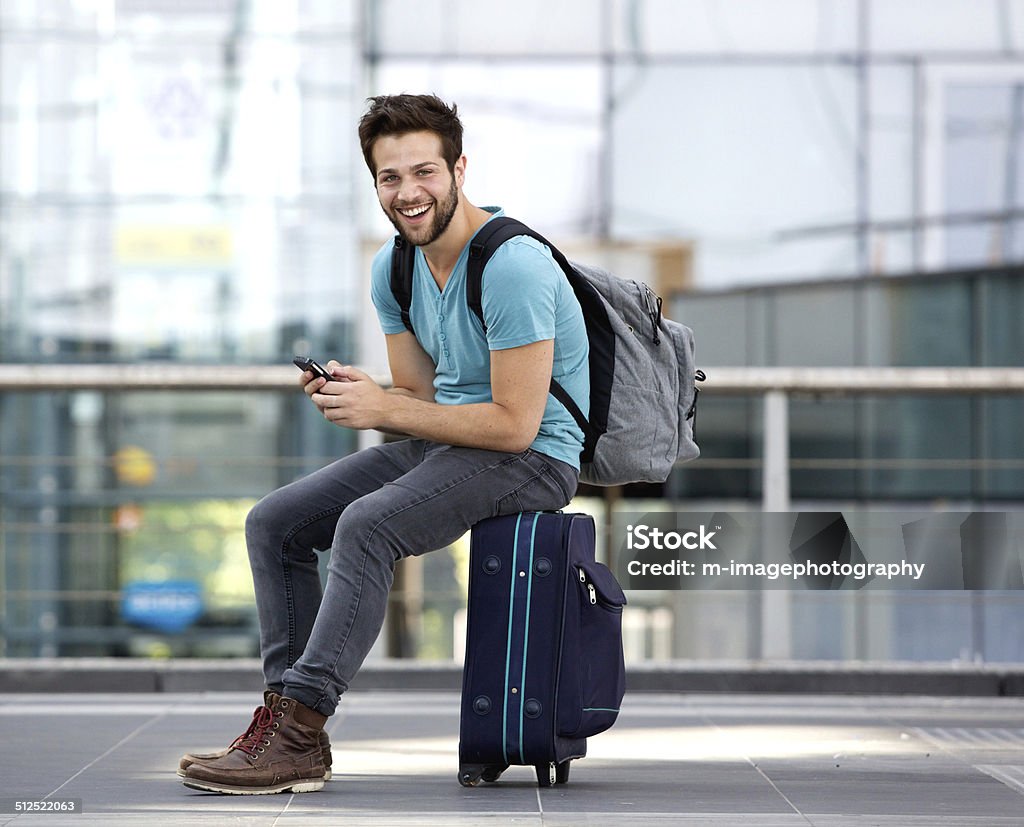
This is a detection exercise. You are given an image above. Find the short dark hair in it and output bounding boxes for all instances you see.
[357,94,463,179]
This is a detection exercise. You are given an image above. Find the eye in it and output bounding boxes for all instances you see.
[416,167,435,176]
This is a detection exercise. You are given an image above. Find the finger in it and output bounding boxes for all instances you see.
[325,360,349,381]
[337,365,369,382]
[312,391,342,407]
[303,375,327,395]
[323,405,347,424]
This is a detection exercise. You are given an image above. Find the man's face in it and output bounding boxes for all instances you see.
[372,131,462,248]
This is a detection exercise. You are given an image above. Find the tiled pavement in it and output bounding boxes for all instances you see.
[2,690,1024,826]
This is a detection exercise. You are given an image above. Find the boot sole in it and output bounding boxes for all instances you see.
[177,766,332,781]
[182,777,324,795]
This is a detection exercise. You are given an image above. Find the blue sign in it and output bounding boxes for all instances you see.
[122,580,203,633]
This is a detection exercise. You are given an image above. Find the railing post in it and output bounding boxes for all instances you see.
[763,390,790,511]
[761,390,791,659]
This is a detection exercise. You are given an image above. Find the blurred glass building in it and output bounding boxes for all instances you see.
[1,0,1022,663]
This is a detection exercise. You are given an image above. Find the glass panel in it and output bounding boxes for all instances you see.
[668,397,756,500]
[772,284,859,366]
[1,7,362,364]
[611,64,859,286]
[944,83,1013,268]
[674,293,758,367]
[883,278,972,366]
[979,397,1024,498]
[789,398,859,500]
[869,65,914,223]
[869,229,916,275]
[983,596,1024,661]
[871,0,1002,53]
[890,594,973,660]
[791,593,856,660]
[978,269,1024,365]
[617,0,859,55]
[863,396,972,499]
[371,0,602,56]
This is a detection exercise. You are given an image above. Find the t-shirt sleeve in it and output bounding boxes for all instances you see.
[369,240,409,335]
[480,237,563,351]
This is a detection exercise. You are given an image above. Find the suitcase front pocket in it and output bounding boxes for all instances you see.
[558,560,627,739]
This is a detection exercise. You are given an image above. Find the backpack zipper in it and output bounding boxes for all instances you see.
[633,281,663,345]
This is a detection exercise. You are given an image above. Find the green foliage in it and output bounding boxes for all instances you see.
[119,499,257,605]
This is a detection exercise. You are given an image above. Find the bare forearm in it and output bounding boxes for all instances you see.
[387,385,434,403]
[314,345,550,453]
[381,394,536,453]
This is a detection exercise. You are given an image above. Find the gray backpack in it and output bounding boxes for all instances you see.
[389,217,704,486]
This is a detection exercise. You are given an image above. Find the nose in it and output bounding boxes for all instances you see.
[396,175,424,205]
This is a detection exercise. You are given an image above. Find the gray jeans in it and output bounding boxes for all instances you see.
[245,438,579,716]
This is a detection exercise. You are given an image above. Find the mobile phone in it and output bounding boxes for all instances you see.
[293,356,337,383]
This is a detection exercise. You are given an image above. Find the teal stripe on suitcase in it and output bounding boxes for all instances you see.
[501,513,523,763]
[501,512,541,764]
[517,513,539,763]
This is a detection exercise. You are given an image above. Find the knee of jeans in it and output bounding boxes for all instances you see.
[245,494,283,552]
[332,497,402,566]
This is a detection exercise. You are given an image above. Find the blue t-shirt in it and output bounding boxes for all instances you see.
[370,208,590,469]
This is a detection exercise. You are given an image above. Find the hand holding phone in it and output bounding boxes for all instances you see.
[293,356,338,384]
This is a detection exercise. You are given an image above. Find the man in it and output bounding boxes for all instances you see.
[179,93,589,795]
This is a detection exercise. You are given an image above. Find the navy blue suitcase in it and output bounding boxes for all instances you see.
[458,511,627,787]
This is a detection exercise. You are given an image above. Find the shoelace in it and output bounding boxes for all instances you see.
[233,705,278,759]
[227,703,269,750]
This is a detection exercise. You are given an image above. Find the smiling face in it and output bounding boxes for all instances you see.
[372,130,464,248]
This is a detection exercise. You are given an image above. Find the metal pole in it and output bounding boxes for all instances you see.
[762,390,790,511]
[1003,83,1022,262]
[911,58,924,271]
[856,0,871,273]
[598,0,615,239]
[761,390,791,659]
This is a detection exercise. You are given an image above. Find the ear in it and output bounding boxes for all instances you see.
[453,154,467,188]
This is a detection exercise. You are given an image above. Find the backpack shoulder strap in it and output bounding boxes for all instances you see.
[391,217,575,335]
[466,216,597,446]
[389,236,417,334]
[465,216,576,332]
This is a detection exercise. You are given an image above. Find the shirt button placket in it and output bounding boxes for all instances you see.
[437,297,452,367]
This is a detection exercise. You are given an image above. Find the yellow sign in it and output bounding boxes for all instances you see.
[113,445,158,486]
[116,225,233,265]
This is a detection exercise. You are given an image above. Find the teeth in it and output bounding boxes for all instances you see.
[399,204,430,217]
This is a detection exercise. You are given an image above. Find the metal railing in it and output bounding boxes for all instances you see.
[6,363,1022,509]
[700,367,1024,510]
[3,364,1024,661]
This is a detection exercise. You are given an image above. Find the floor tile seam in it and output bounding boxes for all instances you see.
[915,726,1024,748]
[699,711,814,826]
[975,764,1024,797]
[892,722,1024,800]
[43,697,193,803]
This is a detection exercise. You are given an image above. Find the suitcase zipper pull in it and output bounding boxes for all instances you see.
[580,568,597,604]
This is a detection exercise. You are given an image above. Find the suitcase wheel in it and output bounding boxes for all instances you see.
[482,765,507,782]
[459,764,507,787]
[556,760,571,784]
[535,760,572,787]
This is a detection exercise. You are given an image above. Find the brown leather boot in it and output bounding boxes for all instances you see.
[177,691,333,780]
[181,696,327,795]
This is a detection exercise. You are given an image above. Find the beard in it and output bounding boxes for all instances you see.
[385,175,459,247]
